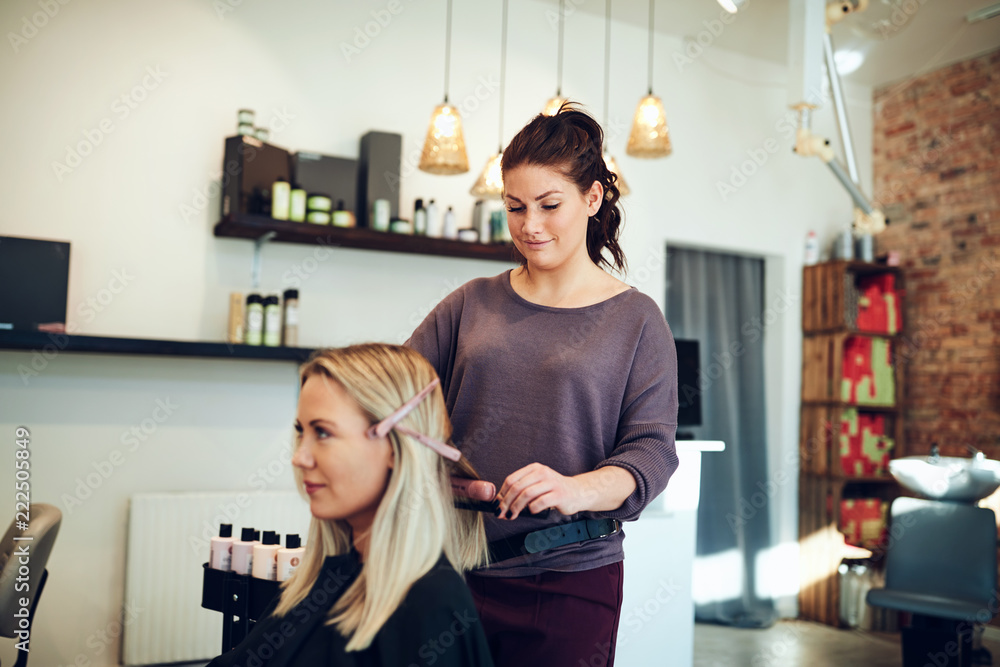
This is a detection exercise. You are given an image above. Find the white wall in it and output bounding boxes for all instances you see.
[0,0,872,663]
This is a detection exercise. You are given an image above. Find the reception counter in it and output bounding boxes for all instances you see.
[615,440,725,667]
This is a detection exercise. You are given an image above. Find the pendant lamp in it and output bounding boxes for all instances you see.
[626,0,672,158]
[470,0,508,197]
[543,0,569,115]
[419,0,469,175]
[602,0,630,195]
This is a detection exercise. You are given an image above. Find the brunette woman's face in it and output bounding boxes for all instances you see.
[291,375,393,532]
[504,165,602,272]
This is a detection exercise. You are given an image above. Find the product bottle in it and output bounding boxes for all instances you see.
[372,199,391,231]
[263,295,282,347]
[252,531,281,580]
[282,289,299,347]
[276,534,305,582]
[244,294,264,345]
[804,231,820,265]
[272,180,291,221]
[443,206,457,239]
[425,199,441,238]
[209,523,234,571]
[231,527,256,575]
[289,188,307,223]
[413,199,427,235]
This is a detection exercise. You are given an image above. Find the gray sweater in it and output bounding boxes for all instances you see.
[406,270,679,577]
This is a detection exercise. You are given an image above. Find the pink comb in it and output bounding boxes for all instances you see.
[366,378,462,462]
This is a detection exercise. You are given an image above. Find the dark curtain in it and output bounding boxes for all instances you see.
[665,246,777,628]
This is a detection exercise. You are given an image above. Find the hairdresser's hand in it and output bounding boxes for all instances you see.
[498,464,639,519]
[496,463,586,520]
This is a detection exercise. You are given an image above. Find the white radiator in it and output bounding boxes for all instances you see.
[123,491,311,665]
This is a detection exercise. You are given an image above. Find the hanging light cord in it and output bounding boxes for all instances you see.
[603,0,611,146]
[646,0,654,95]
[499,0,508,152]
[444,0,453,103]
[556,0,565,95]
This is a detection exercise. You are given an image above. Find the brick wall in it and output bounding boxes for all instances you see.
[873,48,1000,459]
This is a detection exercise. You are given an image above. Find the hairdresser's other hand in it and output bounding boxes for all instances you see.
[497,463,584,520]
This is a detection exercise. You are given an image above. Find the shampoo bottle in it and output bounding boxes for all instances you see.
[263,295,282,347]
[231,527,256,575]
[209,523,234,571]
[252,531,281,580]
[443,206,457,239]
[272,180,291,221]
[413,199,427,235]
[425,199,441,238]
[277,534,305,582]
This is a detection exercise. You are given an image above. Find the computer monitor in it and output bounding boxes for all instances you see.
[675,338,702,428]
[0,235,70,332]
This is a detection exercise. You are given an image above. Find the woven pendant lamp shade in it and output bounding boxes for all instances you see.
[626,94,671,158]
[419,103,470,175]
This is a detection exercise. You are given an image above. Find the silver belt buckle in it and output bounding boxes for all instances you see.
[589,519,621,539]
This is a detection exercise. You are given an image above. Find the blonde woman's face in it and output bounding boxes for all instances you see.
[292,376,393,533]
[503,164,602,271]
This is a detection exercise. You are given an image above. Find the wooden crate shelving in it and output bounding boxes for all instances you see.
[800,405,902,478]
[798,261,906,629]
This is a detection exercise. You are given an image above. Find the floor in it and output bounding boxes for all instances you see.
[694,620,1000,667]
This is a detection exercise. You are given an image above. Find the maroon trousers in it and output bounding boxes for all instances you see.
[466,562,624,667]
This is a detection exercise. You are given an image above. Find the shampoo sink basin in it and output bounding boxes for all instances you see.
[889,455,1000,503]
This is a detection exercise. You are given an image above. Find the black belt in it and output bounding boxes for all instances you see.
[487,518,621,563]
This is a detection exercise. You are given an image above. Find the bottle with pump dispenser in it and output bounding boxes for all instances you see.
[231,527,257,576]
[209,523,234,571]
[252,531,281,580]
[277,534,305,582]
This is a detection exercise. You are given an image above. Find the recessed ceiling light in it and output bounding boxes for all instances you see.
[716,0,747,14]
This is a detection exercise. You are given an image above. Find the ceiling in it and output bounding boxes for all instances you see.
[583,0,1000,88]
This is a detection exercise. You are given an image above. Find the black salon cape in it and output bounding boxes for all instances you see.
[207,550,495,667]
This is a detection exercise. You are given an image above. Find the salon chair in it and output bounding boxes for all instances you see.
[867,497,996,667]
[0,504,62,667]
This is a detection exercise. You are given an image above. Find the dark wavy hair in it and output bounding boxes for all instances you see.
[500,101,626,274]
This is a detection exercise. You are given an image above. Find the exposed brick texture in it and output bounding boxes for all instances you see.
[874,49,1000,459]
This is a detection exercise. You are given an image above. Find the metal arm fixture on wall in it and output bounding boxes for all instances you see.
[789,0,886,235]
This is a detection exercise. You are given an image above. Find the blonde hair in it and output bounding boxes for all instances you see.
[272,343,489,651]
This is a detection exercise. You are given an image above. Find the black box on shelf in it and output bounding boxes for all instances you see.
[357,131,401,228]
[221,135,292,219]
[291,152,358,215]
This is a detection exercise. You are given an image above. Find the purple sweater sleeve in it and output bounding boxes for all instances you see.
[595,317,680,521]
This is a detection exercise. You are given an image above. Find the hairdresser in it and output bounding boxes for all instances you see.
[406,103,679,667]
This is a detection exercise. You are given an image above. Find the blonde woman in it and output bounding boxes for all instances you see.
[208,343,494,666]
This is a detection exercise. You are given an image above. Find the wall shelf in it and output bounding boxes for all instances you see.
[801,400,899,412]
[214,214,517,263]
[0,330,315,362]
